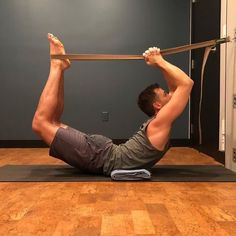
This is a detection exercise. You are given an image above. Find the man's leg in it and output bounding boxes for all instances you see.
[32,33,71,146]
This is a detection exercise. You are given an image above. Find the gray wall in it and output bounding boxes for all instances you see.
[0,0,190,140]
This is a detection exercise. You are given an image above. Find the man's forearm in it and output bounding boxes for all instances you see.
[142,47,193,92]
[156,59,193,93]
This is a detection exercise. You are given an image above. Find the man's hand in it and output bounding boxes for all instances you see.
[143,47,165,67]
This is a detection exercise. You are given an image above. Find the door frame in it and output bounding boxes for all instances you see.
[221,0,236,172]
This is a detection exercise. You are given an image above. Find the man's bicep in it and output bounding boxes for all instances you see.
[155,86,191,126]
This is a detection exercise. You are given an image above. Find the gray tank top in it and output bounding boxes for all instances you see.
[103,117,169,176]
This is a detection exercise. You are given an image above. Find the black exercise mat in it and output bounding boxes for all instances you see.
[0,164,236,182]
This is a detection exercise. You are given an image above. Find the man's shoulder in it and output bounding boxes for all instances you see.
[140,116,156,131]
[146,119,171,151]
[148,117,171,132]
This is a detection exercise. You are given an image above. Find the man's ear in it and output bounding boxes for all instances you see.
[153,101,162,110]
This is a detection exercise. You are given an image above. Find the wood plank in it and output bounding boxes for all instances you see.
[101,214,134,235]
[131,210,156,235]
[146,203,181,235]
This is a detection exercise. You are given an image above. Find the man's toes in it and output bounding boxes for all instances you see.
[55,40,63,47]
[48,33,59,42]
[48,35,55,43]
[49,38,63,47]
[48,33,54,39]
[52,37,63,47]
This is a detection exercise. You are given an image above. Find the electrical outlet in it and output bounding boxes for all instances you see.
[101,112,109,122]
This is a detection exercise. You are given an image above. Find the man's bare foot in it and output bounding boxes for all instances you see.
[48,33,71,70]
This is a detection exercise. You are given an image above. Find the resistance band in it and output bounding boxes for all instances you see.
[51,37,230,61]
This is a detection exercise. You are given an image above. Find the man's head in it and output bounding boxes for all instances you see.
[138,83,171,117]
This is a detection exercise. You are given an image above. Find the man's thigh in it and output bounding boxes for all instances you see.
[49,127,111,174]
[35,121,68,146]
[37,122,60,146]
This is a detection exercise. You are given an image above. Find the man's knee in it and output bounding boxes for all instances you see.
[32,112,47,134]
[32,113,65,134]
[32,116,60,145]
[32,114,41,134]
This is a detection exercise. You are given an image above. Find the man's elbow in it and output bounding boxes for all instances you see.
[189,79,194,87]
[186,78,194,88]
[181,78,194,92]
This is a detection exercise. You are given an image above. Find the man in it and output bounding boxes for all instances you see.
[32,33,194,176]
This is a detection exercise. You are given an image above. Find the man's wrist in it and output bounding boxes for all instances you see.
[154,59,168,69]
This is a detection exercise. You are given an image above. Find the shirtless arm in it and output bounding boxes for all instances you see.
[143,47,194,149]
[143,47,193,124]
[144,47,193,94]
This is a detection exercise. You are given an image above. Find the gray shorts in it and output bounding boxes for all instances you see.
[49,126,113,174]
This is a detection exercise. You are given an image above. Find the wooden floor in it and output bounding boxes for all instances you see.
[0,147,236,236]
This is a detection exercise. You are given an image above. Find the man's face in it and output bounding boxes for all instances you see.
[153,88,171,110]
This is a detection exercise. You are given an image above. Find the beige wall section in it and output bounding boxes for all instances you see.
[224,0,236,171]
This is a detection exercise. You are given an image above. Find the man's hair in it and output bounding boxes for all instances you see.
[137,83,160,117]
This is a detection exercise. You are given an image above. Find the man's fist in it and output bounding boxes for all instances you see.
[143,47,165,67]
